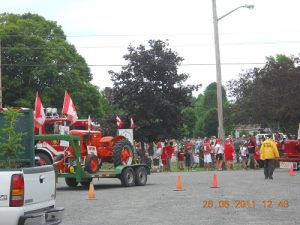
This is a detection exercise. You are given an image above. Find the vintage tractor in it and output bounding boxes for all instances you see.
[54,130,135,174]
[36,132,149,187]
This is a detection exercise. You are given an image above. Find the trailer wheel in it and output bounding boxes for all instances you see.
[85,154,99,173]
[120,167,135,187]
[36,152,52,165]
[65,177,78,187]
[112,139,134,167]
[135,166,147,186]
[80,178,93,187]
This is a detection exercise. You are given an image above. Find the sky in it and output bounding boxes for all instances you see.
[1,0,300,96]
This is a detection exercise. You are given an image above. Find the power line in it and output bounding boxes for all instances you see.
[2,62,265,67]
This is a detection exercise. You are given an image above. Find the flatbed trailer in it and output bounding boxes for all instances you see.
[34,134,150,187]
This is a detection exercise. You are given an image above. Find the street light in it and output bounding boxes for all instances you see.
[212,0,254,140]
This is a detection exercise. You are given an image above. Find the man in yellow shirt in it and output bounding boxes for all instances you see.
[260,134,279,179]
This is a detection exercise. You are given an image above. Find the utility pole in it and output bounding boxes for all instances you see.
[212,0,224,140]
[212,0,254,140]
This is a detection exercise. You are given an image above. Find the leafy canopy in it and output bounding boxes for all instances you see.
[109,40,200,141]
[227,54,300,133]
[0,13,104,118]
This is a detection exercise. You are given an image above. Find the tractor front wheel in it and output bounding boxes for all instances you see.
[85,154,99,173]
[112,139,134,167]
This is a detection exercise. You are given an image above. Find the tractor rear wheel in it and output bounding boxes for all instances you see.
[65,177,78,187]
[134,166,147,186]
[112,139,134,167]
[120,167,135,187]
[85,154,99,173]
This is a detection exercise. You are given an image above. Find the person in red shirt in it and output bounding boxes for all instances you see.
[224,138,234,170]
[161,143,168,172]
[254,146,261,168]
[177,147,185,171]
[166,141,174,171]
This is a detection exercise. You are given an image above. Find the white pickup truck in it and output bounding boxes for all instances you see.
[0,108,64,225]
[0,165,64,225]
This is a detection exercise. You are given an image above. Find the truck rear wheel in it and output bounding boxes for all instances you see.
[135,166,147,186]
[112,139,134,167]
[120,167,135,187]
[65,177,78,187]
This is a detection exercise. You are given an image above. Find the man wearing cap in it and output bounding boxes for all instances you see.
[260,134,279,179]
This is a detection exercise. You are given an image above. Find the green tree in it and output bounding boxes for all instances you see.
[109,40,200,142]
[0,109,25,167]
[185,83,229,137]
[0,13,103,118]
[181,107,196,138]
[227,54,300,133]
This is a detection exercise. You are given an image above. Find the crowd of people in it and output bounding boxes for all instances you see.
[143,133,280,178]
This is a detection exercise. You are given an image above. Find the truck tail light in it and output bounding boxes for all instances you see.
[10,174,24,207]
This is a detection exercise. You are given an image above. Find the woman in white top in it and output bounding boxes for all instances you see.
[215,139,224,171]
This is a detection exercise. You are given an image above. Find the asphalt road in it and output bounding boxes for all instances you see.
[56,168,300,225]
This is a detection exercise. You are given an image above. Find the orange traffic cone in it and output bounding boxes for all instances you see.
[87,181,96,200]
[174,175,184,191]
[289,164,294,176]
[211,174,219,188]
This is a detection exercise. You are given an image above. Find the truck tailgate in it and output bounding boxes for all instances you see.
[22,165,56,208]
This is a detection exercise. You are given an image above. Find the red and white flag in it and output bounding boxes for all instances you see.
[62,91,78,124]
[34,93,46,128]
[130,117,135,129]
[116,115,123,128]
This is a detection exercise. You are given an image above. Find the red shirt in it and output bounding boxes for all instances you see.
[203,143,211,155]
[178,151,185,161]
[166,146,174,158]
[161,146,168,160]
[224,142,234,160]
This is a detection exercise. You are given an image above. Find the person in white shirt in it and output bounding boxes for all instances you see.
[215,139,224,171]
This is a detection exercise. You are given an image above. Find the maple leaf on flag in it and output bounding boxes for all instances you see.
[116,115,123,128]
[34,93,46,128]
[62,91,78,124]
[130,117,135,129]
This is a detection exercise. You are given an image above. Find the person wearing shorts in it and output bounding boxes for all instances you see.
[202,138,212,170]
[215,139,224,171]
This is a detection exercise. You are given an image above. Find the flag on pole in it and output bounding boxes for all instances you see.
[116,115,123,128]
[62,91,78,124]
[130,117,135,129]
[34,93,46,128]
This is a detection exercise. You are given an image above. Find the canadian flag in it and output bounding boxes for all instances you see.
[62,91,78,124]
[130,117,135,129]
[116,115,123,128]
[34,93,46,128]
